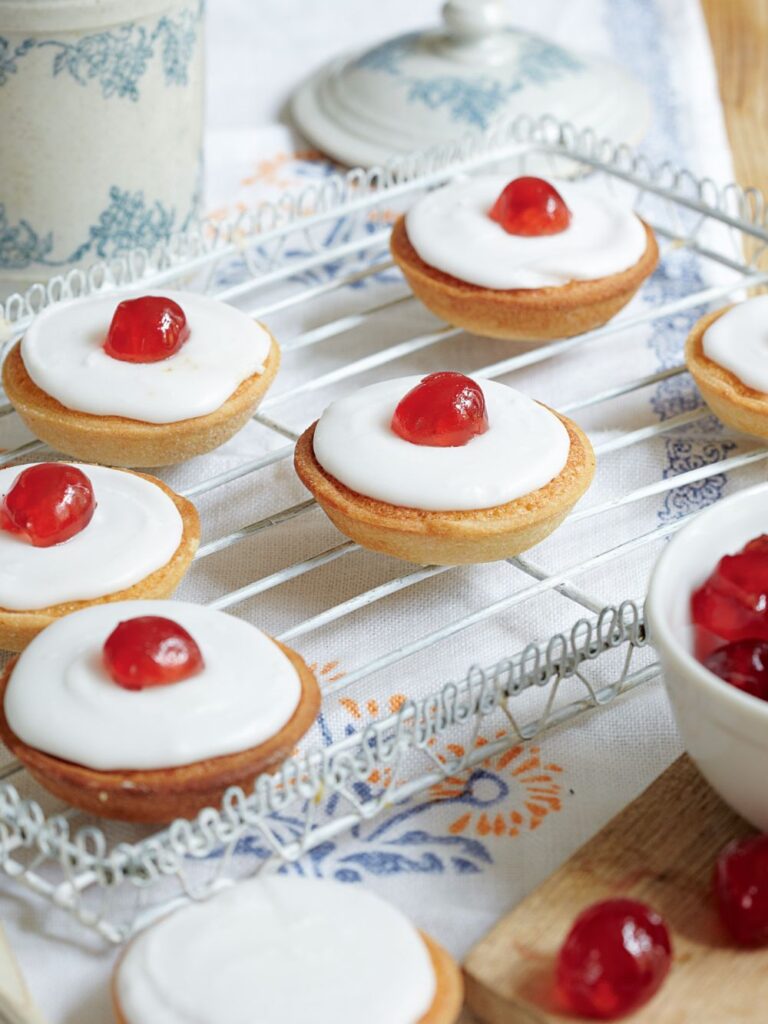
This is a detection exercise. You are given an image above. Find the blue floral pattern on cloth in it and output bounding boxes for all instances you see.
[222,790,496,882]
[640,249,735,522]
[0,0,202,100]
[353,31,583,129]
[606,0,736,523]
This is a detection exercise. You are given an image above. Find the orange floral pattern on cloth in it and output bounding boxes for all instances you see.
[309,659,347,686]
[208,148,404,292]
[337,697,565,840]
[432,737,563,837]
[221,666,569,881]
[212,150,403,221]
[241,150,328,190]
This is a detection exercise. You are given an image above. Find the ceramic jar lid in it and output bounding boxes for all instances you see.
[292,0,650,167]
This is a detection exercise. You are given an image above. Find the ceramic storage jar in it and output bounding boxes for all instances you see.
[0,0,204,292]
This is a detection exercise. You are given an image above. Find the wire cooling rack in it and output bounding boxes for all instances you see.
[0,116,767,944]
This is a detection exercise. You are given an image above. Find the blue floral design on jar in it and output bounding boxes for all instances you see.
[0,1,204,279]
[0,0,202,101]
[0,206,53,270]
[0,36,33,86]
[0,185,197,270]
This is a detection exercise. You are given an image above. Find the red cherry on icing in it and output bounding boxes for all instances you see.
[489,176,571,236]
[391,371,489,448]
[103,296,190,363]
[555,899,672,1020]
[703,641,768,700]
[0,463,96,547]
[103,616,204,691]
[715,834,768,946]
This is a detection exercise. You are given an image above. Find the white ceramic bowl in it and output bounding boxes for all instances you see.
[647,482,768,830]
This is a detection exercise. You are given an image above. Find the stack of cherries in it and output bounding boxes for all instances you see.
[691,533,768,700]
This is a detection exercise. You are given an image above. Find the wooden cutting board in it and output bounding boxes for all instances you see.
[463,755,764,1024]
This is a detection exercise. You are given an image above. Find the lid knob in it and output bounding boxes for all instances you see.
[442,0,509,41]
[439,0,515,63]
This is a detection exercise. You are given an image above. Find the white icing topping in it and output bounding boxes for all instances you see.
[313,376,570,511]
[4,600,302,770]
[405,174,648,289]
[702,296,768,393]
[116,876,436,1024]
[21,290,271,424]
[0,464,182,611]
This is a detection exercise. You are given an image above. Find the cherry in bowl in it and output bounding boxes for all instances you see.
[647,483,768,833]
[691,534,768,701]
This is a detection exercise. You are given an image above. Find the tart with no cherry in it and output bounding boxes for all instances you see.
[685,296,768,440]
[112,876,463,1024]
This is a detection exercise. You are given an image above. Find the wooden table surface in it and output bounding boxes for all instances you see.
[456,5,759,1020]
[702,0,768,192]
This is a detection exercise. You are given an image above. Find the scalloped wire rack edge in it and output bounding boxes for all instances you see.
[0,115,765,944]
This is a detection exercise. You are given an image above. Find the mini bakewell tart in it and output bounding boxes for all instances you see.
[390,175,659,342]
[112,876,463,1024]
[685,297,768,440]
[0,462,199,651]
[0,601,320,822]
[294,372,595,565]
[3,291,280,467]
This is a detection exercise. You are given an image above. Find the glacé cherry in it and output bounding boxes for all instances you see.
[391,371,489,447]
[555,898,672,1020]
[489,176,571,236]
[691,535,768,688]
[104,296,190,363]
[703,641,768,700]
[715,834,768,946]
[103,616,204,690]
[692,535,768,644]
[0,463,96,547]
